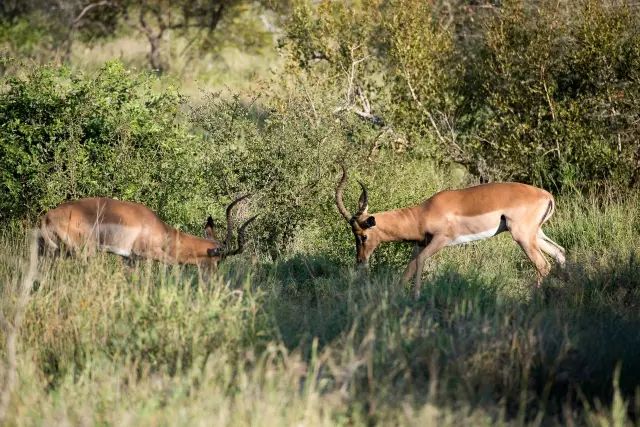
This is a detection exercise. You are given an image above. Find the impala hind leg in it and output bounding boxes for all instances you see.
[512,235,550,287]
[37,235,60,258]
[507,218,551,287]
[537,230,566,267]
[121,255,139,269]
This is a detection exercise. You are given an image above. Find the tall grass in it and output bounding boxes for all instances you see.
[1,191,639,425]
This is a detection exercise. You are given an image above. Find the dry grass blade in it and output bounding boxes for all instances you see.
[0,230,38,423]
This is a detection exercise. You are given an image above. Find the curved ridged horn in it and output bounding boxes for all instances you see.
[335,164,353,222]
[355,180,369,216]
[226,215,258,256]
[224,194,250,249]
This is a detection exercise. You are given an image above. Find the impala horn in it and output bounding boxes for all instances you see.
[355,180,369,216]
[225,215,258,256]
[335,164,353,222]
[220,193,259,257]
[223,194,250,248]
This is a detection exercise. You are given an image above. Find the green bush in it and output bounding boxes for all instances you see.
[284,0,640,191]
[0,61,206,227]
[461,0,640,189]
[189,87,370,260]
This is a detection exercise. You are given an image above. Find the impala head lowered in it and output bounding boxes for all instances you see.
[335,164,566,299]
[38,194,258,271]
[335,165,380,265]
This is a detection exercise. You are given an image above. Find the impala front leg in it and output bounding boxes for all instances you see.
[401,243,425,284]
[412,235,449,300]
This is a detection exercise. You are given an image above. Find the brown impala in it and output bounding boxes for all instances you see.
[38,195,257,270]
[335,166,565,298]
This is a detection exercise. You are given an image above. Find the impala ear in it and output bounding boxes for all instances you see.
[362,216,376,229]
[204,216,215,239]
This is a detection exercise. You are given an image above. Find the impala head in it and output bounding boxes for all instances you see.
[203,194,258,267]
[335,165,380,266]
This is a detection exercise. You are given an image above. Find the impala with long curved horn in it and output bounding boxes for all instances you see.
[38,195,257,269]
[336,165,565,298]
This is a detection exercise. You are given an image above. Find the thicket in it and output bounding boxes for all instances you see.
[285,0,640,190]
[0,61,208,227]
[1,0,639,250]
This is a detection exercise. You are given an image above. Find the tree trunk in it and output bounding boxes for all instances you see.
[147,34,165,73]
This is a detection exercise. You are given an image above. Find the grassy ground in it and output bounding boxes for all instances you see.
[1,190,639,425]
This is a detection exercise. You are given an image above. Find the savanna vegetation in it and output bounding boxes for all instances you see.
[1,0,639,425]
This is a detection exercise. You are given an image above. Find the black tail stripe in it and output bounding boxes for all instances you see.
[539,200,553,227]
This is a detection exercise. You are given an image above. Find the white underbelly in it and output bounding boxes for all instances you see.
[94,224,140,257]
[447,227,501,246]
[446,213,506,246]
[98,245,131,257]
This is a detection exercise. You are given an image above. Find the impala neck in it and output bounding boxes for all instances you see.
[170,230,216,264]
[372,206,424,243]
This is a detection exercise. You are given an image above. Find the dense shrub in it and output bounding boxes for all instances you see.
[0,61,207,226]
[284,0,640,190]
[461,0,640,189]
[190,86,377,260]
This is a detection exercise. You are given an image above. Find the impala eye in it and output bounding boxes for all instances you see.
[207,248,222,257]
[361,235,368,242]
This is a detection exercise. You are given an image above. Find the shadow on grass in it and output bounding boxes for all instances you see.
[252,251,640,423]
[25,241,640,423]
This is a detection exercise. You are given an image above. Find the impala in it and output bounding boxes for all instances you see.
[335,166,566,298]
[38,195,257,270]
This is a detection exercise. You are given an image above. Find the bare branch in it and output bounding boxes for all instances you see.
[333,47,385,126]
[138,7,153,37]
[72,1,112,28]
[402,65,448,145]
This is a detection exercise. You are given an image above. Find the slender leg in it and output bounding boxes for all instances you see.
[122,255,138,269]
[413,236,449,299]
[401,243,425,284]
[119,256,138,282]
[514,237,550,287]
[537,230,566,267]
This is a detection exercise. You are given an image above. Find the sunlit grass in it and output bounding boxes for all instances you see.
[1,192,639,425]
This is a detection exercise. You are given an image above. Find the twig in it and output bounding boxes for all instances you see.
[299,78,320,127]
[402,65,447,145]
[541,66,556,121]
